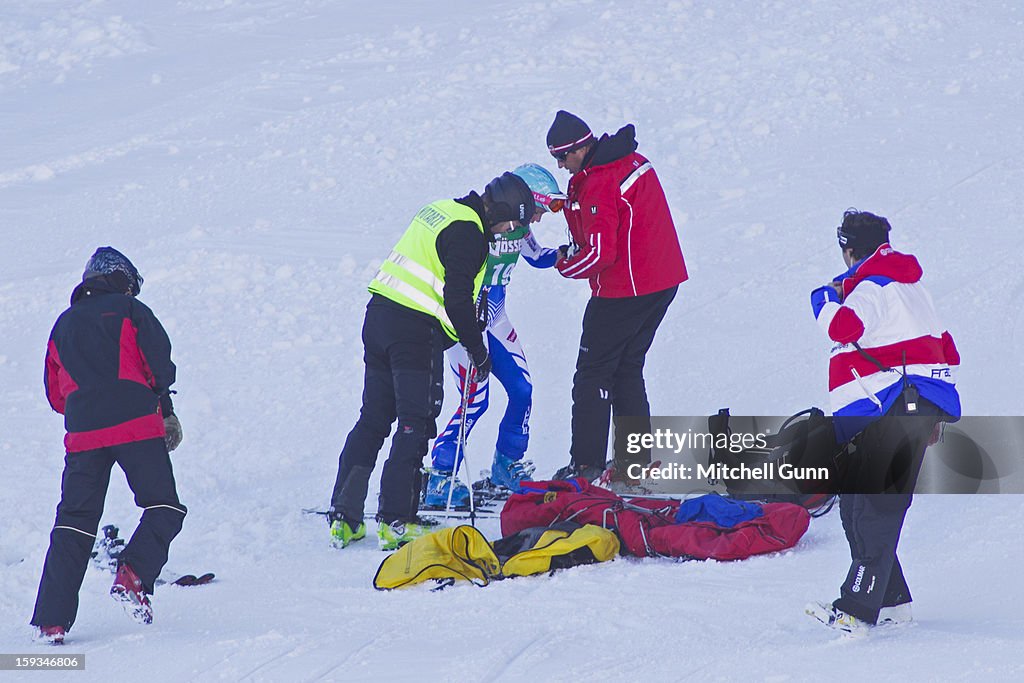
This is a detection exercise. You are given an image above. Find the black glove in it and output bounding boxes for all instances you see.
[466,345,491,382]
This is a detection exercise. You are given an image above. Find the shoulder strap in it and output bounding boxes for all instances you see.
[852,342,892,373]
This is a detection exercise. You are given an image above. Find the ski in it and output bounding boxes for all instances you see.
[419,478,506,517]
[304,472,512,524]
[301,507,502,521]
[418,508,501,521]
[91,524,215,588]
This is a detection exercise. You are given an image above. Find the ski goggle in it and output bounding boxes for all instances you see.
[836,226,861,250]
[534,192,567,213]
[836,226,849,248]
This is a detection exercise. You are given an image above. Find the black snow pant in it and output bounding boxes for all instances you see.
[330,300,445,525]
[833,398,943,624]
[31,438,186,631]
[569,285,677,470]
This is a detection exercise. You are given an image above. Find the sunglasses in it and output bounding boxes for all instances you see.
[551,150,569,162]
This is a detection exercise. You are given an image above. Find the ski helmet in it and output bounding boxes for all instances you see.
[83,246,143,296]
[512,163,567,213]
[483,172,534,228]
[837,209,891,258]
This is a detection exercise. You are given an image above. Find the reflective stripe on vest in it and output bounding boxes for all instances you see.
[384,251,446,299]
[372,268,455,332]
[369,199,485,341]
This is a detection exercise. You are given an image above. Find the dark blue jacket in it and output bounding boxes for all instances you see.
[45,275,175,452]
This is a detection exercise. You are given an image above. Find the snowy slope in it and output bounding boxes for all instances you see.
[2,1,1023,680]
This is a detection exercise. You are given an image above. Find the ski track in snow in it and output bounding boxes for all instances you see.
[2,1,1024,680]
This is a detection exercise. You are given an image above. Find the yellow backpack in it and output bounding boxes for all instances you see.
[495,523,621,578]
[372,525,501,590]
[373,522,620,590]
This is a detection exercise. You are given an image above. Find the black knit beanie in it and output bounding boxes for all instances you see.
[546,110,593,154]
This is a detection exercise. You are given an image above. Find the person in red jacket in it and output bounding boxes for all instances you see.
[31,247,186,644]
[546,111,688,484]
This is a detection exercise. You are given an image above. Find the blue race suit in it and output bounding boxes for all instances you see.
[431,229,557,470]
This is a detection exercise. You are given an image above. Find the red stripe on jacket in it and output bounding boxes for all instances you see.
[942,331,961,366]
[65,413,166,453]
[44,340,77,414]
[828,333,958,391]
[118,318,156,388]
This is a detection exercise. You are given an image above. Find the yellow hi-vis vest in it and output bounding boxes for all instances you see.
[368,199,485,341]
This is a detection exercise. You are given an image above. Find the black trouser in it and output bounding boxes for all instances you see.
[331,300,445,525]
[31,438,186,631]
[834,399,942,624]
[570,286,677,470]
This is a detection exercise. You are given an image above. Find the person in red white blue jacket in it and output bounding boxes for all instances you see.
[806,210,960,635]
[810,210,961,443]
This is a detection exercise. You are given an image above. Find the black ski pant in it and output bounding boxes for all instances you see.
[331,300,444,525]
[31,438,186,631]
[569,285,677,470]
[834,399,943,624]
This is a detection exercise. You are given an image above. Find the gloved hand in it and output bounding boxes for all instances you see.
[810,283,842,318]
[164,414,183,452]
[466,345,491,382]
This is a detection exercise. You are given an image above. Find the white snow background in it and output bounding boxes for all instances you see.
[1,0,1023,680]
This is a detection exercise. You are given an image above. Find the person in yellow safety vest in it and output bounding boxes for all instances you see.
[328,172,535,551]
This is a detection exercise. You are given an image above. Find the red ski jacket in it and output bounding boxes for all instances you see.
[556,125,688,298]
[45,276,176,453]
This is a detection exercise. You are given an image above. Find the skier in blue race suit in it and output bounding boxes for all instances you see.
[424,164,565,506]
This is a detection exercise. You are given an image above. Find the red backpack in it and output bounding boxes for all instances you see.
[501,480,809,560]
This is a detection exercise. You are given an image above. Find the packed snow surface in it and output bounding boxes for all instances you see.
[2,1,1023,680]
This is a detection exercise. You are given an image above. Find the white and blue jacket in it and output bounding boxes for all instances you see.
[810,244,961,442]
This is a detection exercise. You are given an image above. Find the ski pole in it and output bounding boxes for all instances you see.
[446,363,476,526]
[452,365,476,526]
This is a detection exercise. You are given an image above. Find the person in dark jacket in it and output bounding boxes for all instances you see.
[545,110,688,486]
[32,247,186,644]
[328,172,535,551]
